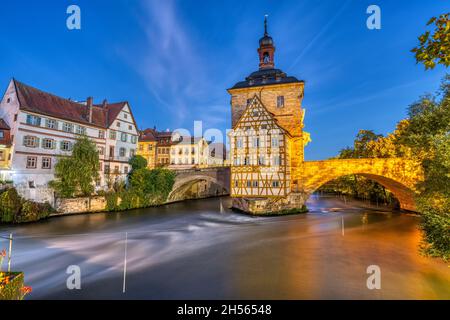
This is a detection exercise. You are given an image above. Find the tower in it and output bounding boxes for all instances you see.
[258,15,275,69]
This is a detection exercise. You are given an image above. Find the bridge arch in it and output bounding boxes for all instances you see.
[299,159,423,211]
[167,168,230,202]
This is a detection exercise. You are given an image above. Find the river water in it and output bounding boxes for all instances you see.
[0,195,448,300]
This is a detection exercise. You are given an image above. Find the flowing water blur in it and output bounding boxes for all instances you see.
[0,195,448,299]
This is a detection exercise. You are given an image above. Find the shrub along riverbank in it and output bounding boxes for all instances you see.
[103,167,176,211]
[0,188,53,224]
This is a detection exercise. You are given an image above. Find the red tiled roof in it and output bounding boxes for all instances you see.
[0,118,11,146]
[139,128,173,145]
[156,132,172,138]
[13,80,129,129]
[139,128,157,142]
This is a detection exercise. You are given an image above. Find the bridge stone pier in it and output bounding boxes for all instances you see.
[167,167,230,203]
[297,158,423,212]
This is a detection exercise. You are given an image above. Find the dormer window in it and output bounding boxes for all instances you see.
[45,119,58,129]
[76,125,86,135]
[62,122,73,132]
[26,115,41,126]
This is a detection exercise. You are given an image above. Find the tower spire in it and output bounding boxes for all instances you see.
[258,15,275,69]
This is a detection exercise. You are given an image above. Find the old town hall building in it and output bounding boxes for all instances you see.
[228,18,309,213]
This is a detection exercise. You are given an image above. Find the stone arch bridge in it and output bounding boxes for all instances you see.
[298,158,423,211]
[167,167,230,202]
[166,159,422,212]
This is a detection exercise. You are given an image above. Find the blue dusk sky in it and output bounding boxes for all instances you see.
[0,0,448,160]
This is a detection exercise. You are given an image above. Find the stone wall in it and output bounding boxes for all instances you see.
[15,184,54,204]
[228,83,304,136]
[232,192,308,215]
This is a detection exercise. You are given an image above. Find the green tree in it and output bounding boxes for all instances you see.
[399,76,450,157]
[129,168,176,205]
[49,136,100,198]
[0,188,22,223]
[129,155,148,171]
[337,146,355,159]
[398,76,450,260]
[412,13,450,69]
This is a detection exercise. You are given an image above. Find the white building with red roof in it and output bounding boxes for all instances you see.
[0,79,139,203]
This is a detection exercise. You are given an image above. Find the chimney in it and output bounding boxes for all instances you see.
[87,97,93,123]
[102,99,108,108]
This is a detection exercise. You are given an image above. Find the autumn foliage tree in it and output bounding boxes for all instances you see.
[398,76,450,260]
[412,13,450,69]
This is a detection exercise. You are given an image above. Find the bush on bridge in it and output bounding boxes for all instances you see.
[105,167,176,211]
